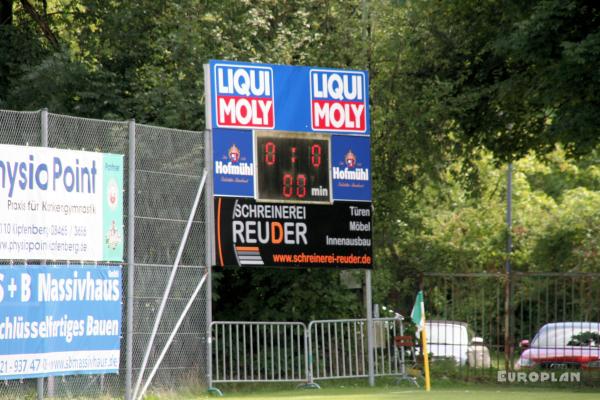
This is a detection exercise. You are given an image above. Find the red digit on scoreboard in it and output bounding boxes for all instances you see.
[265,141,276,165]
[282,173,293,198]
[296,174,307,198]
[311,143,321,168]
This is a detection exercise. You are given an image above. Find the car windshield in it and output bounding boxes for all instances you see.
[531,324,600,348]
[426,323,468,345]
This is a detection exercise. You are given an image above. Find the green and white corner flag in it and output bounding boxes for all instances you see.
[411,290,431,391]
[411,290,425,332]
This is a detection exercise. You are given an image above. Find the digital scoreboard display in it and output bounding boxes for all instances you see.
[255,131,331,204]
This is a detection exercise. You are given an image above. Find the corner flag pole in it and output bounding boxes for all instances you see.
[411,290,431,391]
[421,309,431,391]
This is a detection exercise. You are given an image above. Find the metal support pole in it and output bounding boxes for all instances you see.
[203,63,215,391]
[365,270,374,386]
[125,119,136,400]
[37,108,48,400]
[132,170,208,400]
[505,162,512,274]
[136,273,209,400]
[205,132,214,389]
[41,108,48,147]
[361,0,374,386]
[504,162,513,370]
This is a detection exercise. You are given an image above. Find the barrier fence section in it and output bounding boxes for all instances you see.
[0,109,209,399]
[307,318,414,383]
[209,322,308,385]
[210,318,416,389]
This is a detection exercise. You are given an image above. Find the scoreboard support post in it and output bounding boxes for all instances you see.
[204,128,215,391]
[204,63,216,391]
[365,269,375,386]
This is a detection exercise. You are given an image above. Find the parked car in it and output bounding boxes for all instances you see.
[515,322,600,369]
[420,320,490,366]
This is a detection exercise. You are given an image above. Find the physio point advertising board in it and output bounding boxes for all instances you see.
[206,60,372,269]
[0,144,124,262]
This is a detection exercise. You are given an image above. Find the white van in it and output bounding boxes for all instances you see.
[424,320,470,365]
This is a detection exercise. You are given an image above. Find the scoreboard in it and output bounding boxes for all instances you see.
[255,132,331,204]
[206,60,372,269]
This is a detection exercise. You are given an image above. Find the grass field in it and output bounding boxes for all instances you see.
[211,389,600,400]
[145,382,600,400]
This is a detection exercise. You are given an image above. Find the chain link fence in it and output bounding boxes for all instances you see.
[0,109,209,399]
[420,272,600,386]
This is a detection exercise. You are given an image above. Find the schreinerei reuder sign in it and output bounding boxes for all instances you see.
[206,60,372,269]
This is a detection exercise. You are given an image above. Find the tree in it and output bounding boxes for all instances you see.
[0,0,55,104]
[495,0,600,158]
[2,0,600,321]
[380,0,600,162]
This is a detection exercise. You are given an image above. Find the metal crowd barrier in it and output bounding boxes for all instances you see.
[209,321,308,385]
[209,317,417,389]
[307,317,416,384]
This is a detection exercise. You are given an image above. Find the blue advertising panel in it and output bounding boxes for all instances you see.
[331,136,371,201]
[0,265,121,379]
[212,129,254,197]
[209,60,370,135]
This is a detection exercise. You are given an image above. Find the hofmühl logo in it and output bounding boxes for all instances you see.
[228,144,240,163]
[333,149,369,181]
[310,69,366,132]
[214,64,274,129]
[345,150,356,168]
[215,143,253,176]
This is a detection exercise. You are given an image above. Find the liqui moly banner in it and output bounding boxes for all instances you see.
[208,60,370,135]
[0,145,124,262]
[310,69,366,132]
[213,63,275,129]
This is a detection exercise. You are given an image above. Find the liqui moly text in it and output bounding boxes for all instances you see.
[310,69,367,133]
[214,64,275,129]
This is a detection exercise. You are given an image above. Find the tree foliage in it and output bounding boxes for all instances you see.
[383,0,600,162]
[0,0,599,319]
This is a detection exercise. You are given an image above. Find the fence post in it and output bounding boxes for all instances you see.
[204,60,216,392]
[125,119,136,400]
[503,273,510,370]
[36,108,48,400]
[204,126,215,391]
[305,323,313,384]
[365,270,374,386]
[504,162,513,371]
